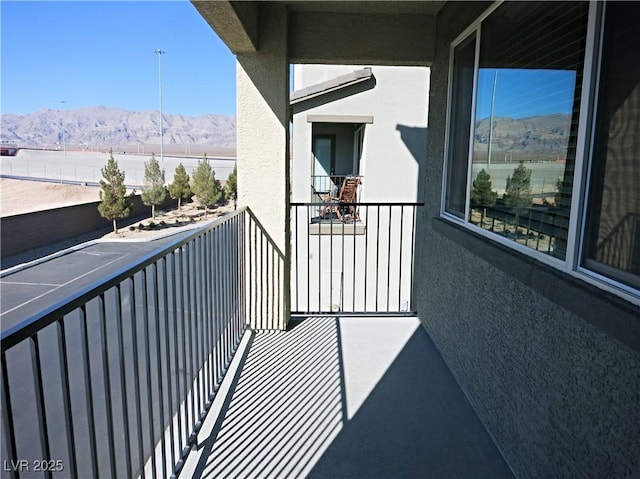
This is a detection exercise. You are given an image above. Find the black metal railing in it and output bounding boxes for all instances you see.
[470,204,570,257]
[291,202,423,315]
[311,175,363,200]
[0,207,278,478]
[593,212,640,275]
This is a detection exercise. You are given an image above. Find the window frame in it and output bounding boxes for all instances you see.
[440,0,639,305]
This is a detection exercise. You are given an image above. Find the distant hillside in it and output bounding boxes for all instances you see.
[0,106,236,150]
[474,113,571,154]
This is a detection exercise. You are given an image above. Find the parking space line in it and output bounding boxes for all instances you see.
[0,253,129,318]
[1,281,62,287]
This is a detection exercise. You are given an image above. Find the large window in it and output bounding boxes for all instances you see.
[443,1,640,301]
[581,2,640,290]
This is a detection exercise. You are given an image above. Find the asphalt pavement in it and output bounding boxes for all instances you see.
[1,234,191,334]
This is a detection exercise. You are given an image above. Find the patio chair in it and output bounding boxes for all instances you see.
[336,176,360,221]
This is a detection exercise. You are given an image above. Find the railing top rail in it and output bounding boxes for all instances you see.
[1,207,248,351]
[291,202,424,207]
[310,174,364,178]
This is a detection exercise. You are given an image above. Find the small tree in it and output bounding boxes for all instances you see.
[471,169,497,225]
[504,161,532,236]
[169,163,192,211]
[471,169,497,208]
[141,153,166,221]
[191,158,223,218]
[226,164,238,210]
[504,161,532,209]
[98,149,132,233]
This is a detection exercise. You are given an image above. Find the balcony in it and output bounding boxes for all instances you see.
[1,208,512,478]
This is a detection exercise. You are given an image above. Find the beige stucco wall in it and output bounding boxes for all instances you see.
[236,4,290,329]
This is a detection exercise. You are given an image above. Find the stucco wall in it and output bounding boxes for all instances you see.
[236,4,289,329]
[414,2,640,477]
[1,194,172,259]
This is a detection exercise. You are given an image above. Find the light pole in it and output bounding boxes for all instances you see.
[60,100,67,156]
[155,49,165,166]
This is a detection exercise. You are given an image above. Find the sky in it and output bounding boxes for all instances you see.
[475,68,576,120]
[0,0,237,117]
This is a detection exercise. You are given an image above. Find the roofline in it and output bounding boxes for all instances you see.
[290,67,374,105]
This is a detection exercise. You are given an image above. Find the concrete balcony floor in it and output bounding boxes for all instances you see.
[181,316,514,478]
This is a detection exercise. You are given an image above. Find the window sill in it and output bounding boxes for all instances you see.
[432,216,640,354]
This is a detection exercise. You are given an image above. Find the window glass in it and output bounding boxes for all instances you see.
[445,33,476,219]
[468,1,588,259]
[582,2,640,289]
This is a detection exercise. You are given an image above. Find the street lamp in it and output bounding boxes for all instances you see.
[155,49,165,166]
[60,100,67,156]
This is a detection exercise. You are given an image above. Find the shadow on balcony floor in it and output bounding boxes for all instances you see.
[184,317,514,478]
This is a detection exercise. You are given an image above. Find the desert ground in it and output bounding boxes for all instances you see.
[0,178,102,216]
[1,177,233,247]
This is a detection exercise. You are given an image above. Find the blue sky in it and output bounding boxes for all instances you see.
[475,68,576,120]
[1,1,237,117]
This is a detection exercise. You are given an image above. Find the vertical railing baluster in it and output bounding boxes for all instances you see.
[141,269,157,478]
[239,213,246,331]
[129,277,146,479]
[226,224,232,354]
[204,231,213,402]
[248,216,253,330]
[200,234,208,413]
[387,205,393,312]
[79,305,99,478]
[364,205,370,312]
[294,205,299,312]
[352,204,357,312]
[193,239,202,429]
[188,242,197,444]
[30,333,52,479]
[318,206,322,314]
[113,286,132,478]
[56,319,78,478]
[307,206,311,313]
[410,206,417,312]
[329,202,334,313]
[271,231,275,326]
[170,251,186,466]
[224,221,235,352]
[151,263,167,479]
[398,205,405,311]
[98,294,117,477]
[1,352,18,479]
[214,227,222,385]
[341,206,345,312]
[375,205,381,311]
[263,224,268,327]
[179,247,190,459]
[160,257,176,474]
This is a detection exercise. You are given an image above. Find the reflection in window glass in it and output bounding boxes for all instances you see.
[468,1,588,260]
[582,2,640,290]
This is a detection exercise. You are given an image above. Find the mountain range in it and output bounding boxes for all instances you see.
[2,107,569,157]
[1,106,236,150]
[474,113,571,153]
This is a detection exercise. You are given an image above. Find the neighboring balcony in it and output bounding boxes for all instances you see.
[1,208,512,479]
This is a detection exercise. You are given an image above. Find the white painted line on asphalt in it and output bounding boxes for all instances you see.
[1,281,62,287]
[0,253,129,317]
